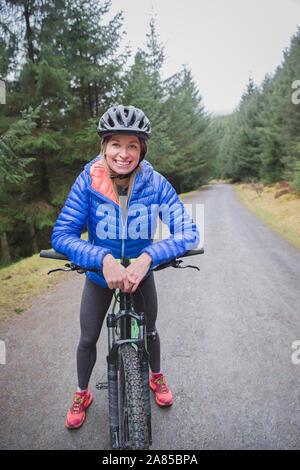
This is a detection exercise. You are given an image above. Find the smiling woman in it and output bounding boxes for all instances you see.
[50,104,200,429]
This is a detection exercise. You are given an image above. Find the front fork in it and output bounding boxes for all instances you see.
[106,307,152,449]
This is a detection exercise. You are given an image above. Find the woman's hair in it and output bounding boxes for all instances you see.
[101,135,148,202]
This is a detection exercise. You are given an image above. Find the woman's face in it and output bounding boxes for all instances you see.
[104,134,141,176]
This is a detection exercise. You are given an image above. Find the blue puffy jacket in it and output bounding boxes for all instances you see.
[51,156,200,287]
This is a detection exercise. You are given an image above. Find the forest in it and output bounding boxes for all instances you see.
[211,29,300,186]
[0,0,299,266]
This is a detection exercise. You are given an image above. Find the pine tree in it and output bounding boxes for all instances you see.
[279,27,300,189]
[122,18,175,170]
[60,0,126,120]
[0,106,39,264]
[208,113,239,180]
[162,67,211,191]
[0,0,127,263]
[234,78,264,181]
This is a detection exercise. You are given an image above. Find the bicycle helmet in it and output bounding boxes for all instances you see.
[98,105,151,180]
[97,105,151,140]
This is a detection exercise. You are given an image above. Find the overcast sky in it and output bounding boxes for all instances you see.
[107,0,300,116]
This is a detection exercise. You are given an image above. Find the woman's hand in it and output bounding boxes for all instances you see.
[102,254,132,292]
[125,253,152,293]
[102,252,152,293]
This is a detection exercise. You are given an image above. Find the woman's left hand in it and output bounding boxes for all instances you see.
[125,253,152,293]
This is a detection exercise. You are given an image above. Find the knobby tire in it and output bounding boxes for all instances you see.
[119,344,149,450]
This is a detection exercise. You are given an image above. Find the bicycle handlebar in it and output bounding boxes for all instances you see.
[40,248,204,261]
[40,250,69,261]
[173,248,204,258]
[39,247,204,273]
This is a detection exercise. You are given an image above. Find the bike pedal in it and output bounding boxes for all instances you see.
[96,382,108,390]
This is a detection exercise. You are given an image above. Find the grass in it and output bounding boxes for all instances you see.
[234,181,300,251]
[0,232,88,321]
[0,253,72,320]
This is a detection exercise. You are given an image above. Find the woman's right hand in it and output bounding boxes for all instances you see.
[102,254,132,292]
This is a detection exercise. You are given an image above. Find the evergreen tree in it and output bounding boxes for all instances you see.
[0,0,19,79]
[122,19,175,170]
[234,78,264,181]
[122,19,212,192]
[278,27,300,189]
[0,106,39,264]
[162,67,211,191]
[209,113,240,181]
[60,0,126,120]
[0,0,127,263]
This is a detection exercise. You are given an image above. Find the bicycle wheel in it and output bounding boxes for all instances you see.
[119,343,149,450]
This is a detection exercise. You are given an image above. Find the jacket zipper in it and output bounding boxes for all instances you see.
[87,175,136,260]
[121,174,136,259]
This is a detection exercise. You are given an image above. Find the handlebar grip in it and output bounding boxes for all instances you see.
[177,248,204,258]
[152,248,204,272]
[40,250,69,261]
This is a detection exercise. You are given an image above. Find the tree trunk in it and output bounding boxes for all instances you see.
[1,232,12,265]
[29,222,39,253]
[88,83,93,117]
[39,155,51,202]
[80,78,86,116]
[23,1,35,63]
[94,83,99,116]
[78,45,87,117]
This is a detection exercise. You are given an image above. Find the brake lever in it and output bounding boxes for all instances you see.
[174,260,200,271]
[154,259,200,272]
[180,264,200,271]
[47,263,85,275]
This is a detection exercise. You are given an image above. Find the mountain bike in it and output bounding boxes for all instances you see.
[40,248,204,450]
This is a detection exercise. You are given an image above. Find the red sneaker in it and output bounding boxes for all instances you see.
[150,372,173,407]
[66,386,93,429]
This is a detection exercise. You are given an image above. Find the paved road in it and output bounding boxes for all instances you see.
[1,182,300,450]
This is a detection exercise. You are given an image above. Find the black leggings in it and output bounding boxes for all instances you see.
[77,273,160,389]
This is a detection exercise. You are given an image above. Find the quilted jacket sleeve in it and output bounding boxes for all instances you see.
[51,171,112,269]
[141,175,200,269]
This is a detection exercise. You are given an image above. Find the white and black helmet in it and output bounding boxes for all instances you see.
[97,104,151,140]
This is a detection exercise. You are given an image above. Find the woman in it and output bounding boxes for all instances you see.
[51,104,200,429]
